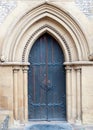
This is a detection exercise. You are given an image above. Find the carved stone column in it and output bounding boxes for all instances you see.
[65,66,72,122]
[22,66,29,122]
[13,67,19,120]
[75,67,81,123]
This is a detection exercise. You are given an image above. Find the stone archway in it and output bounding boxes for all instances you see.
[0,3,90,124]
[1,3,89,62]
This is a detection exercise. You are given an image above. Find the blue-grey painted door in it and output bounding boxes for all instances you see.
[28,33,66,121]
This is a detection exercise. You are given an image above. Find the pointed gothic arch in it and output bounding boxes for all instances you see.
[28,33,66,121]
[1,3,90,124]
[1,3,89,62]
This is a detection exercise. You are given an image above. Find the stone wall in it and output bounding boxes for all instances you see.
[75,0,93,18]
[0,0,93,25]
[0,0,16,24]
[0,0,93,125]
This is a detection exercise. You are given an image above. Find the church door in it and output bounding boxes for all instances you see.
[28,33,66,121]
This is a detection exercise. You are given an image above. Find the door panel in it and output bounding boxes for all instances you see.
[28,33,66,121]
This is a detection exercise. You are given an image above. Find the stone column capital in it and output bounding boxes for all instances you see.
[74,66,81,71]
[65,66,72,71]
[22,66,29,73]
[13,67,20,72]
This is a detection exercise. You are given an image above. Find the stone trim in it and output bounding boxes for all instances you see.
[64,61,93,66]
[65,65,82,123]
[74,67,82,123]
[1,3,89,62]
[22,67,29,122]
[22,24,72,62]
[0,62,30,66]
[65,66,72,122]
[13,67,20,120]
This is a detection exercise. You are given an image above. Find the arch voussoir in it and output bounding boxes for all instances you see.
[1,3,89,62]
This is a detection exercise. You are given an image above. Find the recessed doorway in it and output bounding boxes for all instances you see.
[28,33,66,121]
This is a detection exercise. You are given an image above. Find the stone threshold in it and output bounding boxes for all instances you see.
[9,122,93,130]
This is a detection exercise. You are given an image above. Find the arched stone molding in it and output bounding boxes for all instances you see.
[0,2,90,124]
[22,24,72,62]
[8,17,78,63]
[1,2,89,62]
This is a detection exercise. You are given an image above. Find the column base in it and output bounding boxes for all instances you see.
[75,119,82,125]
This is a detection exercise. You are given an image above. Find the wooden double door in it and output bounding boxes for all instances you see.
[28,33,66,121]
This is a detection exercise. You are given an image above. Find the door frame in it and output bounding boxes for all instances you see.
[28,33,66,121]
[12,27,82,124]
[12,27,82,123]
[4,2,88,125]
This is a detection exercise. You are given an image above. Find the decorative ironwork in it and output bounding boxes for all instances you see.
[28,33,66,121]
[40,84,54,91]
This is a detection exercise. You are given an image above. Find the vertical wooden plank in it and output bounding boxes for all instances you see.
[28,33,66,121]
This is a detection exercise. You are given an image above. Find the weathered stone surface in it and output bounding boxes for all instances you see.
[75,0,93,17]
[0,0,16,24]
[0,0,93,127]
[25,124,73,130]
[0,0,93,25]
